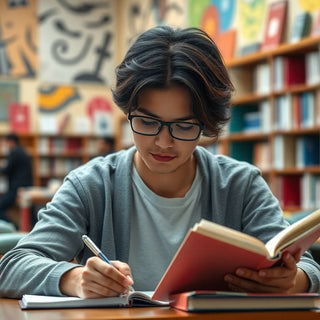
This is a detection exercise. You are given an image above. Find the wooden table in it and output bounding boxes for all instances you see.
[1,298,319,320]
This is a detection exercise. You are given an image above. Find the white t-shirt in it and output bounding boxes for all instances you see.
[128,165,202,290]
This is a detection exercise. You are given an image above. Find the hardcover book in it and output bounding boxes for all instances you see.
[283,55,306,88]
[169,291,320,312]
[152,209,320,301]
[261,0,288,51]
[290,12,311,43]
[9,102,30,133]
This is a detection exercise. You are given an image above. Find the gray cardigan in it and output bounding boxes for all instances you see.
[0,146,319,298]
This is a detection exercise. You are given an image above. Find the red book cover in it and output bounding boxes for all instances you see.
[283,56,306,88]
[65,138,82,153]
[261,0,288,51]
[152,211,320,301]
[282,176,301,207]
[9,102,30,133]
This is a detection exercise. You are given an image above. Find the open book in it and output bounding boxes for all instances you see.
[152,209,320,301]
[19,291,168,309]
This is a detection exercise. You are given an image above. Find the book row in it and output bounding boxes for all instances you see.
[38,137,83,155]
[275,174,320,210]
[207,134,319,173]
[274,135,320,169]
[229,101,271,134]
[254,50,320,95]
[274,91,320,130]
[38,158,82,177]
[229,89,320,134]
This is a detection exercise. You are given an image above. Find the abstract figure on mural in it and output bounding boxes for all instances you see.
[39,0,115,84]
[0,0,37,77]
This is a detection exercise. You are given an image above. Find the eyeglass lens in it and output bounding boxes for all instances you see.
[131,116,201,140]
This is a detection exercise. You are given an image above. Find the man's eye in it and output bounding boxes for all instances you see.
[140,118,158,126]
[176,123,195,131]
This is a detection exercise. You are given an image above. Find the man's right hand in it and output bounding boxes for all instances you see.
[59,257,134,298]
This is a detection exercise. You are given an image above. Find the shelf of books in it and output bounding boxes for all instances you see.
[0,134,102,187]
[216,35,320,213]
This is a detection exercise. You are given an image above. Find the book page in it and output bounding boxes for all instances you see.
[265,209,320,257]
[194,220,270,257]
[129,291,168,306]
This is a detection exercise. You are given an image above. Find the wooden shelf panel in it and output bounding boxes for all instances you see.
[226,36,320,68]
[227,133,269,141]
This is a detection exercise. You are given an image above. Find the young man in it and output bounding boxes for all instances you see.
[0,26,319,299]
[0,133,33,226]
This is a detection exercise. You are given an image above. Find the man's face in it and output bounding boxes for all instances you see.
[131,85,201,177]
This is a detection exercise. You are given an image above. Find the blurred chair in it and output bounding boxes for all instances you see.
[0,219,26,257]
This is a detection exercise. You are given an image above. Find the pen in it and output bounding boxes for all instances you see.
[82,235,134,292]
[82,234,114,265]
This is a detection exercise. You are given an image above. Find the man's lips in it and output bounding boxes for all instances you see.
[152,153,175,162]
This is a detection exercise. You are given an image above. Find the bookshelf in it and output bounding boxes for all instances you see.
[0,134,102,187]
[217,35,320,212]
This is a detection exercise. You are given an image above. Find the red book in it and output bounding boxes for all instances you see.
[152,209,320,301]
[9,102,30,133]
[65,138,82,153]
[261,0,288,51]
[283,56,306,87]
[282,176,301,208]
[169,291,320,312]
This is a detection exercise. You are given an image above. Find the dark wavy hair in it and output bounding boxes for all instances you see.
[112,25,234,139]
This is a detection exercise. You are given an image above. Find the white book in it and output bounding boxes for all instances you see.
[260,100,271,132]
[281,94,292,130]
[273,56,284,91]
[273,136,283,169]
[306,51,320,85]
[255,63,270,94]
[316,178,320,208]
[296,137,304,169]
[302,173,312,210]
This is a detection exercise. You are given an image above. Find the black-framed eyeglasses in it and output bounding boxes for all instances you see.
[128,114,203,141]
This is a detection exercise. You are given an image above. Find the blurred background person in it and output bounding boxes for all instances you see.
[96,136,115,156]
[0,133,33,227]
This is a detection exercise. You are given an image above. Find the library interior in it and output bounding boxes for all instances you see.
[0,0,320,318]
